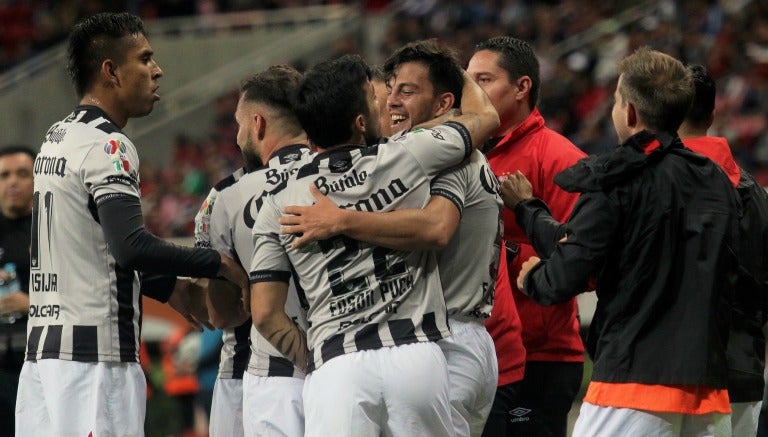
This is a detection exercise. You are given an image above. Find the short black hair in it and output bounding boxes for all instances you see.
[475,36,540,110]
[371,65,387,83]
[685,64,716,128]
[293,54,371,149]
[67,12,146,97]
[0,145,36,161]
[240,64,303,128]
[383,39,463,108]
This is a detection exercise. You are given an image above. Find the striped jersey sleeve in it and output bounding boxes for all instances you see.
[431,150,501,319]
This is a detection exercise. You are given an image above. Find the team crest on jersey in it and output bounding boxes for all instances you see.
[103,139,130,172]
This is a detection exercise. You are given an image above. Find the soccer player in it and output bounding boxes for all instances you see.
[280,39,500,436]
[679,64,768,437]
[467,36,585,437]
[15,13,247,436]
[196,65,314,437]
[505,47,739,436]
[249,54,499,436]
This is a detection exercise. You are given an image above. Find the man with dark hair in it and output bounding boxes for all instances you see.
[467,35,585,437]
[15,12,247,436]
[279,39,501,436]
[371,65,393,137]
[679,64,768,437]
[249,53,499,436]
[385,38,463,134]
[0,145,35,437]
[503,47,739,436]
[195,64,314,437]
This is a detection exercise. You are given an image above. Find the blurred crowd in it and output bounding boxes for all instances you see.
[3,0,768,239]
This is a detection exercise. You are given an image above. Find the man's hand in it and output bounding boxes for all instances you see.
[500,171,533,210]
[280,184,345,248]
[0,291,29,314]
[517,256,541,293]
[168,277,213,331]
[216,252,249,311]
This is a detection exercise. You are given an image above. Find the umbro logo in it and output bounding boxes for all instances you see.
[509,407,531,423]
[509,407,531,417]
[430,129,445,141]
[281,152,301,163]
[330,159,351,172]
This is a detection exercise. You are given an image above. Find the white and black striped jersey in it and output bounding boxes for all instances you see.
[250,122,472,372]
[431,149,502,319]
[198,145,314,379]
[27,106,144,362]
[194,172,250,380]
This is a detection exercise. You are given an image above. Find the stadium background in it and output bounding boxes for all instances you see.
[1,0,767,435]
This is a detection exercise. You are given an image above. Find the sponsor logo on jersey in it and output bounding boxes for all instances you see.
[103,139,130,172]
[314,169,368,195]
[33,155,67,177]
[29,304,60,319]
[337,178,408,212]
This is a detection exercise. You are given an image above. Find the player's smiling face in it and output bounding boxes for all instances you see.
[387,61,443,133]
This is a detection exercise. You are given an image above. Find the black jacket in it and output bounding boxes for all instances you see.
[727,169,768,401]
[516,131,740,388]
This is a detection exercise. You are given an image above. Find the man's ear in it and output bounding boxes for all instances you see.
[102,59,119,87]
[626,102,638,128]
[354,113,366,134]
[516,76,532,102]
[254,113,266,140]
[434,92,456,117]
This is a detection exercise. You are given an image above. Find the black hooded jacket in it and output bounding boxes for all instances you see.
[516,130,740,387]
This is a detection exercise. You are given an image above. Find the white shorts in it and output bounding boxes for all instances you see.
[439,317,498,437]
[729,401,761,437]
[303,342,454,437]
[573,402,732,437]
[242,372,304,437]
[210,378,244,437]
[15,359,146,437]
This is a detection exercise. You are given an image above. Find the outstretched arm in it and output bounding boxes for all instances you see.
[280,184,460,250]
[206,278,249,329]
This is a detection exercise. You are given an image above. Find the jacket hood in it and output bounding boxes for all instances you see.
[554,130,701,193]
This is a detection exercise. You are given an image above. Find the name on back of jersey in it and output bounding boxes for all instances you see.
[31,272,57,293]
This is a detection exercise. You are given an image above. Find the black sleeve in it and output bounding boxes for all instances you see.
[97,195,221,278]
[139,273,177,303]
[514,198,568,258]
[522,192,619,305]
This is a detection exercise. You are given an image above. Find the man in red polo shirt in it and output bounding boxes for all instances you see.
[468,36,585,436]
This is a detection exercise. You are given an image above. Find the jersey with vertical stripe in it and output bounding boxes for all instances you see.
[194,171,251,379]
[27,106,144,362]
[430,149,501,319]
[250,122,471,372]
[200,145,314,379]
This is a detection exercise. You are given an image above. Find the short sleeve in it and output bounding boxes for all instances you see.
[82,135,141,205]
[249,194,291,283]
[393,121,471,178]
[194,187,218,249]
[431,165,467,215]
